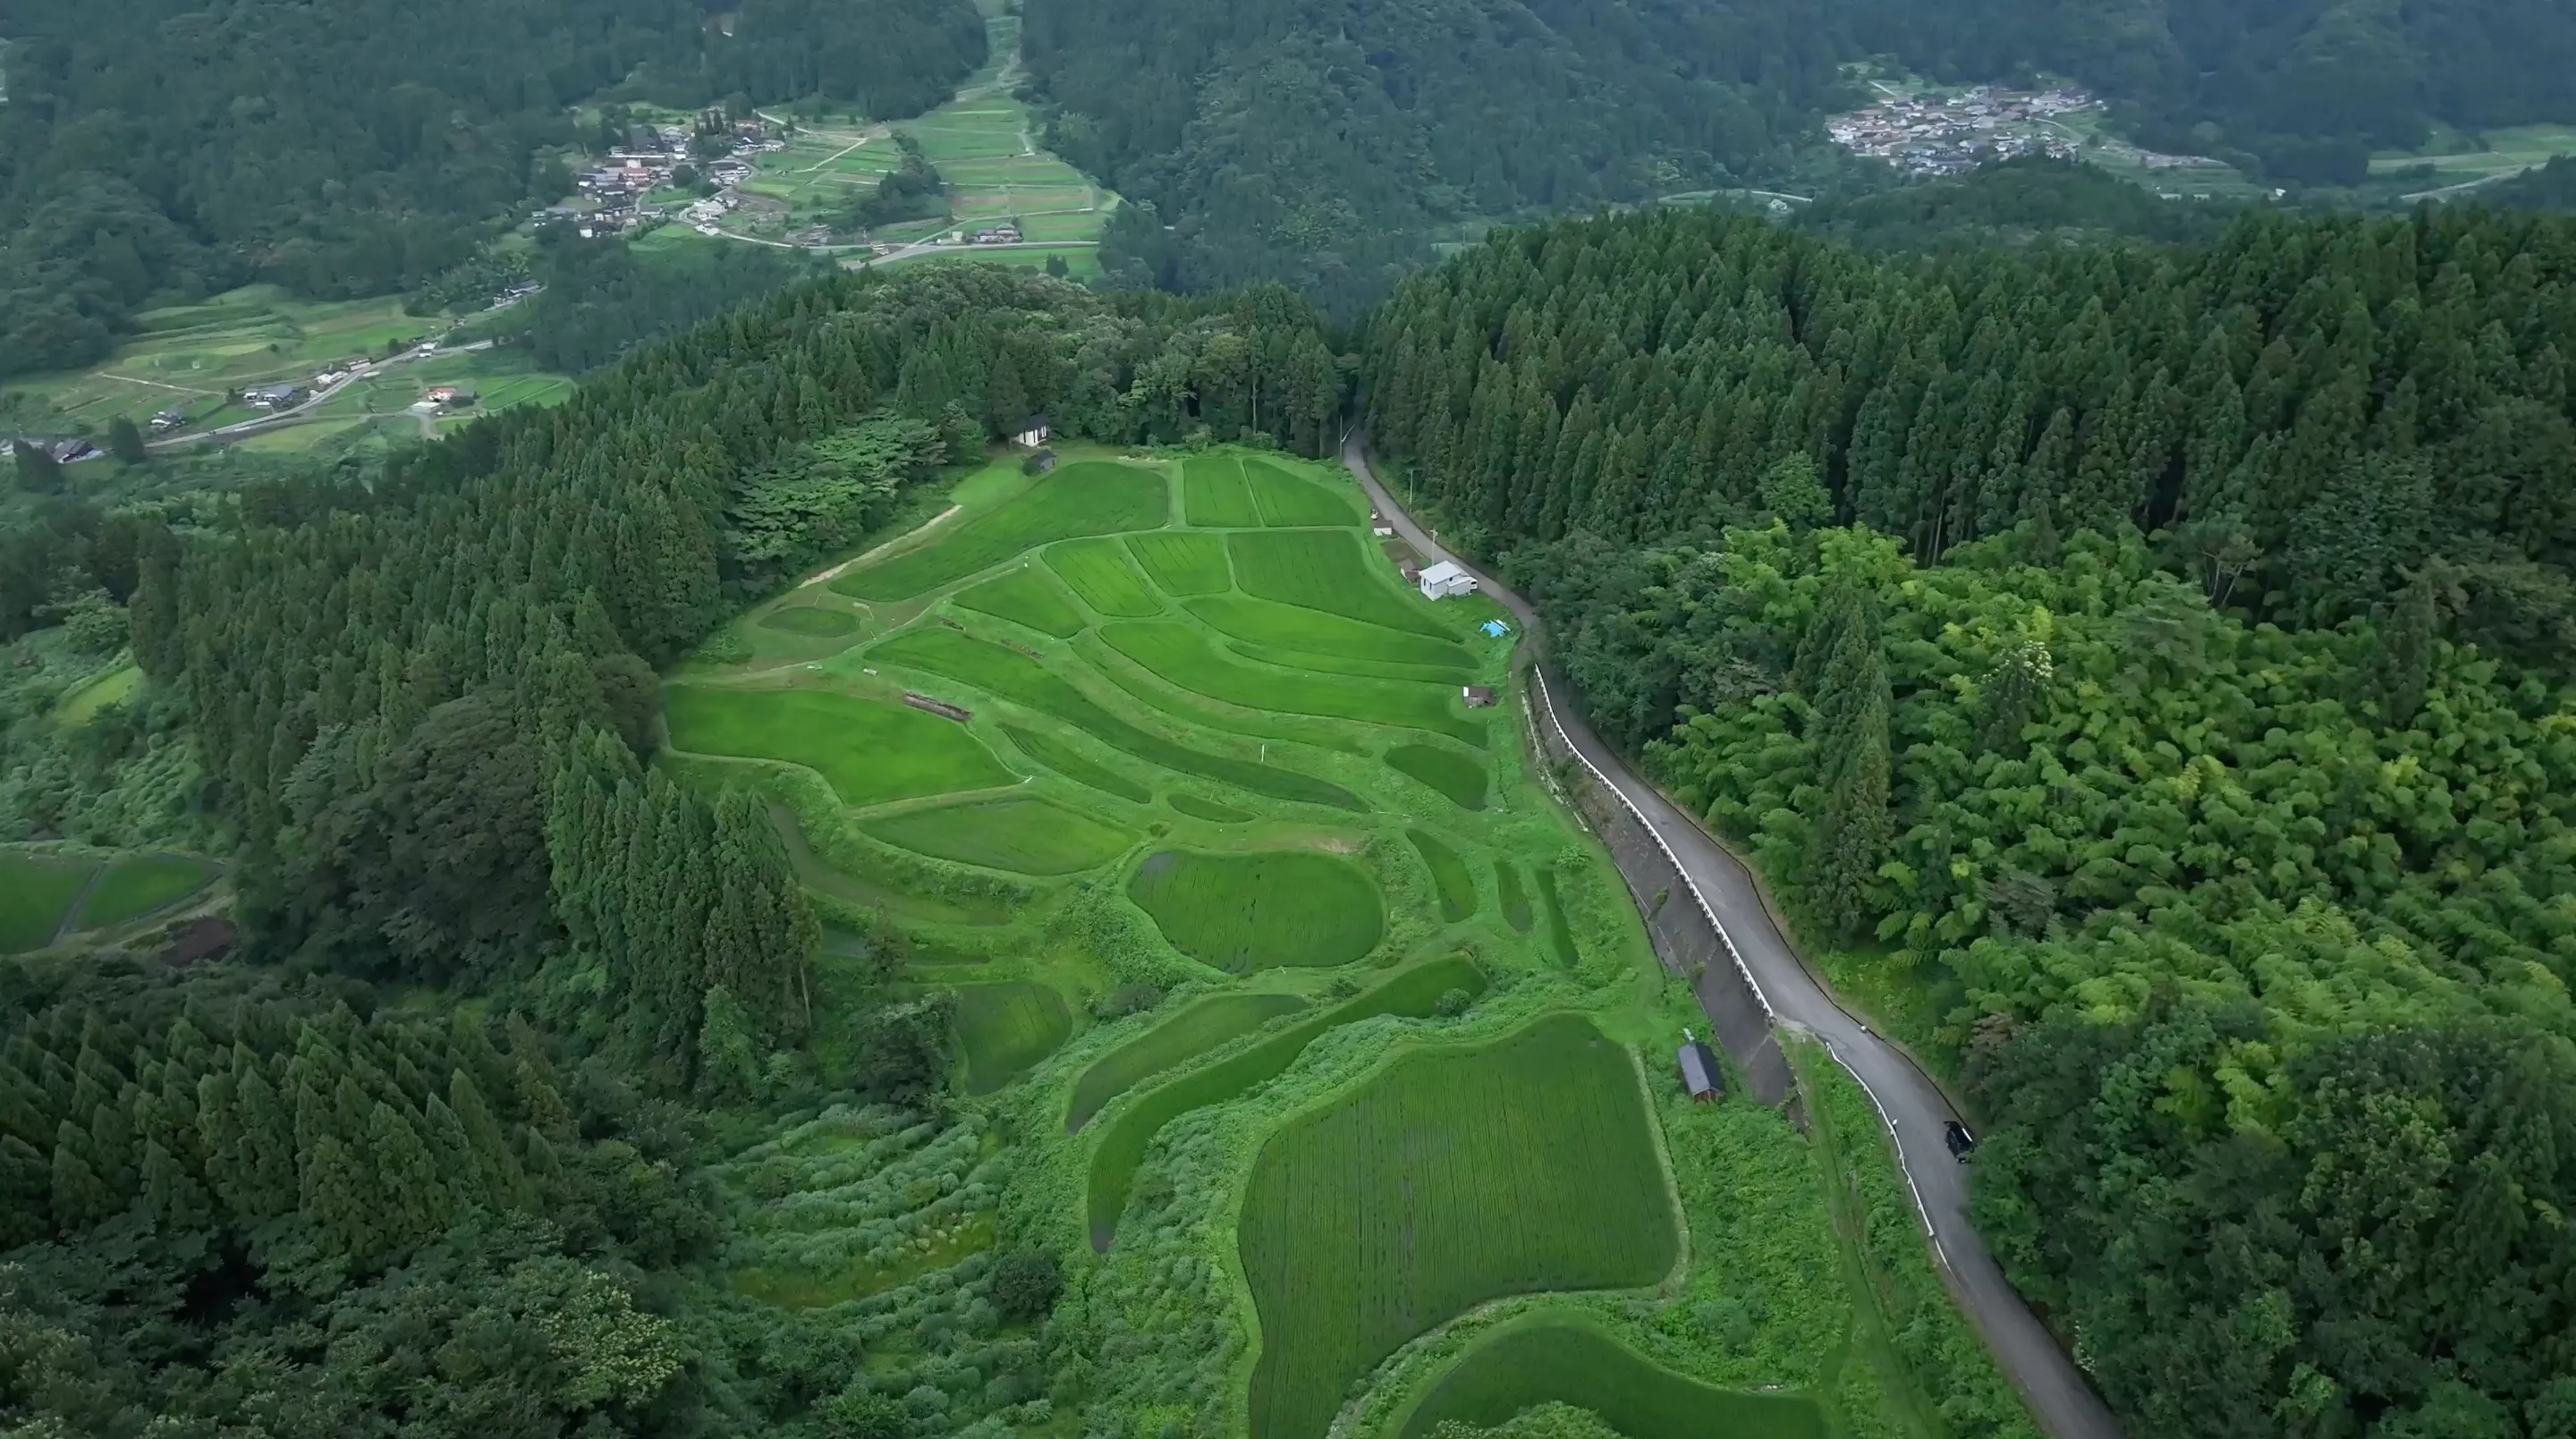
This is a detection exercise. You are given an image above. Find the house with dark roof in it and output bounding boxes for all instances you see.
[1678,1030,1724,1103]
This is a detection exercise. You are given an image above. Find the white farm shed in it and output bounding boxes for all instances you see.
[1418,560,1478,600]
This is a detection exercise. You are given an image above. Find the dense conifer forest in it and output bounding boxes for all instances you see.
[1363,205,2576,1439]
[0,0,986,378]
[0,265,1341,1434]
[1831,0,2576,183]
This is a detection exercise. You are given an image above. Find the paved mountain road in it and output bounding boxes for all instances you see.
[1340,431,2125,1439]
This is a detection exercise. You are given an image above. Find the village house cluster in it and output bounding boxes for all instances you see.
[1826,85,2092,176]
[548,117,784,238]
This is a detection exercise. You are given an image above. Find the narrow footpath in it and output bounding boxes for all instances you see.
[1341,431,2127,1439]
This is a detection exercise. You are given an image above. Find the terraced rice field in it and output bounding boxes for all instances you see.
[1406,829,1479,923]
[1185,596,1473,670]
[1396,1316,1827,1439]
[1229,530,1460,639]
[1240,1015,1680,1439]
[665,686,1019,807]
[75,857,217,929]
[1182,454,1264,526]
[866,796,1136,875]
[836,461,1168,600]
[0,853,98,952]
[1101,622,1486,744]
[1126,532,1232,596]
[1046,538,1165,616]
[1126,850,1385,972]
[1002,724,1152,802]
[1168,793,1250,822]
[955,566,1089,637]
[953,981,1074,1095]
[1385,743,1489,808]
[870,627,1365,809]
[1065,991,1310,1130]
[1244,459,1362,527]
[1085,956,1489,1246]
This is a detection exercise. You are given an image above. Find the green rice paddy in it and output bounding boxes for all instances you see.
[1085,955,1489,1246]
[758,606,862,637]
[1240,1015,1680,1439]
[54,665,141,727]
[1125,850,1385,972]
[1396,1316,1827,1439]
[665,686,1019,807]
[1385,743,1489,808]
[1532,868,1579,966]
[1126,531,1232,596]
[1229,530,1460,639]
[866,796,1136,875]
[0,853,98,952]
[956,566,1089,638]
[1244,459,1363,527]
[75,856,217,930]
[1182,454,1265,526]
[1101,622,1486,744]
[835,461,1169,600]
[1497,860,1536,933]
[1002,724,1152,803]
[1168,792,1250,823]
[1185,596,1473,669]
[1406,829,1479,923]
[1046,538,1165,616]
[1065,990,1310,1130]
[870,626,1366,809]
[953,981,1075,1095]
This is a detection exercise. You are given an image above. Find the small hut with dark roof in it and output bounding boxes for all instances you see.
[1678,1030,1724,1103]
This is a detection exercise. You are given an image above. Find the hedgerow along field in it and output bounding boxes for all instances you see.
[664,685,1020,807]
[1240,1014,1680,1439]
[1125,849,1385,972]
[1085,955,1491,1247]
[1395,1316,1828,1439]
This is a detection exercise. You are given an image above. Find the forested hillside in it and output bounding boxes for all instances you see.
[0,0,985,379]
[0,266,1341,1434]
[1832,0,2576,184]
[1025,0,1849,310]
[1363,207,2576,1439]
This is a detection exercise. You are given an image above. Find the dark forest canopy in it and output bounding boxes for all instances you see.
[0,0,985,380]
[1361,203,2576,1439]
[1028,0,1852,313]
[0,262,1338,1436]
[1833,0,2576,185]
[1792,157,2243,252]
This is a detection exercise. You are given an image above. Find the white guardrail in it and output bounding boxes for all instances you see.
[1526,665,1945,1257]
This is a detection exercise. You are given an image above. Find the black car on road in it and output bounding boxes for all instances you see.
[1944,1121,1977,1160]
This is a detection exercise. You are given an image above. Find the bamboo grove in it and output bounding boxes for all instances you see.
[1363,206,2576,1439]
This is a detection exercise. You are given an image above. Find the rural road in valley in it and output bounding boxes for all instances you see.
[1339,431,2127,1439]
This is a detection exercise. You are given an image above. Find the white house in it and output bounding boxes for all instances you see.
[1418,560,1478,600]
[1013,413,1052,448]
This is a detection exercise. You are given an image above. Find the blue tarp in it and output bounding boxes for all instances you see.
[1480,619,1510,637]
